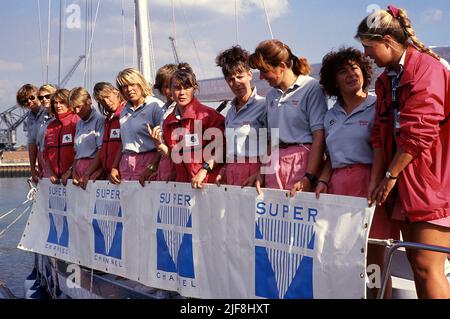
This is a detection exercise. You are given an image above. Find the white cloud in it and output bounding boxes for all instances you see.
[152,0,289,20]
[0,79,22,110]
[0,60,25,72]
[422,9,444,22]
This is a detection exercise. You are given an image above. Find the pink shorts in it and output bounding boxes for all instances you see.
[264,145,310,190]
[329,164,400,240]
[392,199,450,228]
[157,157,176,182]
[225,162,261,186]
[120,151,158,181]
[74,158,94,177]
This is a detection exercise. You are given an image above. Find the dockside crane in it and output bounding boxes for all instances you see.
[0,106,28,151]
[60,55,86,88]
[0,55,86,151]
[169,36,180,64]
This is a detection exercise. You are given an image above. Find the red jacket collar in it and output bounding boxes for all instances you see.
[114,101,126,118]
[166,97,202,124]
[56,111,76,121]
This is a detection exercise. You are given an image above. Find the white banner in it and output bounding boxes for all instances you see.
[19,179,374,299]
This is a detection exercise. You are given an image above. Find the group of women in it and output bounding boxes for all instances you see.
[15,6,449,299]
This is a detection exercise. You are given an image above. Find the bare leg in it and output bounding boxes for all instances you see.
[405,222,450,299]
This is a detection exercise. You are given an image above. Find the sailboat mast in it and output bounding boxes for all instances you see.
[134,0,153,83]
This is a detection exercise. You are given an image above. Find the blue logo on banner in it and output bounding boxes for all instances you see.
[156,193,195,279]
[92,196,123,260]
[47,188,69,247]
[254,202,317,299]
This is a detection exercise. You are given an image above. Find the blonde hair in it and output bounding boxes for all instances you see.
[249,39,311,76]
[93,82,122,100]
[68,87,92,108]
[116,68,153,99]
[93,82,123,115]
[355,7,439,60]
[38,84,57,95]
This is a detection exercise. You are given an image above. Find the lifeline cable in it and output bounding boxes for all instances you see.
[0,205,31,239]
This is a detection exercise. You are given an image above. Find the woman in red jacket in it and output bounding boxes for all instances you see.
[162,63,225,188]
[44,89,79,184]
[93,82,126,180]
[149,64,177,182]
[356,5,450,298]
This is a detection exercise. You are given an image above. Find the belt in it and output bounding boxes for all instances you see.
[278,142,311,149]
[334,163,371,171]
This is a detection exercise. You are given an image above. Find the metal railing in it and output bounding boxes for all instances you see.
[368,238,450,299]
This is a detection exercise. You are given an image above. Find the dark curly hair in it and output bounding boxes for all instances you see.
[216,45,250,78]
[320,47,373,101]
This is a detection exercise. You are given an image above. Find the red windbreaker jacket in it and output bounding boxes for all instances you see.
[163,98,225,183]
[372,46,450,222]
[101,102,125,174]
[44,112,79,178]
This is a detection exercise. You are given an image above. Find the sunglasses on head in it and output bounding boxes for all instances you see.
[38,94,52,101]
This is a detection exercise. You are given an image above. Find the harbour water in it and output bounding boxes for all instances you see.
[0,178,34,298]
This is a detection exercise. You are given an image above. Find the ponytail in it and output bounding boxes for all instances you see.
[293,56,311,76]
[396,8,440,60]
[249,39,311,76]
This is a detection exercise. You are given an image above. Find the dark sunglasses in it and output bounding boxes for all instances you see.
[38,94,52,101]
[21,95,36,105]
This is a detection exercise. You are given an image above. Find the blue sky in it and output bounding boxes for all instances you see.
[1,0,449,113]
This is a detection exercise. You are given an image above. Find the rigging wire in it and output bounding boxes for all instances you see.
[57,0,63,86]
[261,0,274,39]
[58,0,67,87]
[170,0,180,64]
[90,1,94,88]
[63,0,67,84]
[178,0,205,79]
[84,0,88,87]
[83,0,90,87]
[132,7,137,68]
[171,0,177,45]
[121,0,126,68]
[83,0,102,88]
[171,0,179,61]
[235,0,239,45]
[46,0,52,83]
[37,0,46,83]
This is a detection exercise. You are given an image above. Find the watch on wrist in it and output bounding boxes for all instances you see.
[303,172,318,185]
[147,164,157,172]
[385,171,398,180]
[202,162,212,173]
